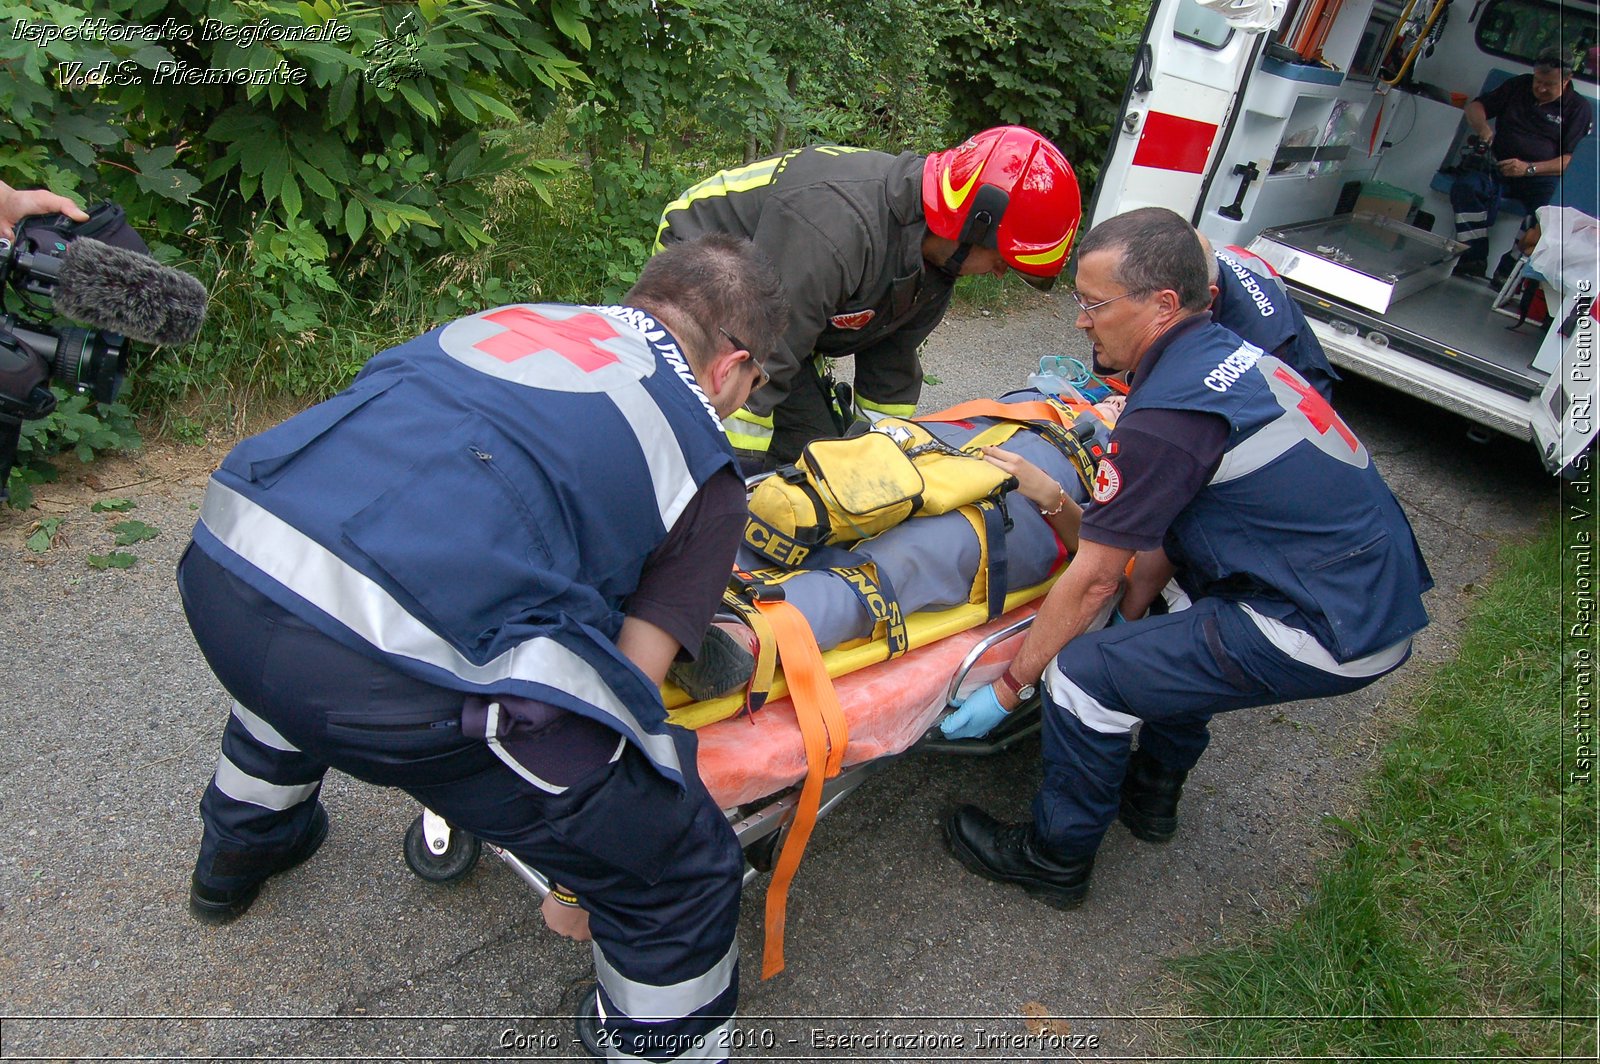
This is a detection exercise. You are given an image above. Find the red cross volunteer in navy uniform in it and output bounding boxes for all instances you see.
[655,126,1081,470]
[176,235,788,1064]
[941,208,1431,912]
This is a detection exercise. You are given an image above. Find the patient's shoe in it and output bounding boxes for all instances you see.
[188,804,329,925]
[668,621,757,701]
[944,805,1094,910]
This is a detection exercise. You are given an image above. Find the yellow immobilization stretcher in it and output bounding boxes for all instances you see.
[403,389,1120,977]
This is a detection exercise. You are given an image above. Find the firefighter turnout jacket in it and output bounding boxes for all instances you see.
[657,147,954,457]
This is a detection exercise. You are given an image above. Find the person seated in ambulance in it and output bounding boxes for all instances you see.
[1449,52,1593,283]
[655,126,1082,473]
[939,206,1432,911]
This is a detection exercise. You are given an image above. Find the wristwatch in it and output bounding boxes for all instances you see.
[997,666,1037,705]
[1525,163,1538,176]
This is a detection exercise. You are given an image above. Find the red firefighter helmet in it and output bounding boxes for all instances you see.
[922,126,1081,290]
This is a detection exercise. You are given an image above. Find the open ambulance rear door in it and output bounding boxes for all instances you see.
[1088,0,1277,228]
[1531,292,1599,479]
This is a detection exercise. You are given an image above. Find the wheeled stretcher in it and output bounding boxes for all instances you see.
[403,387,1120,975]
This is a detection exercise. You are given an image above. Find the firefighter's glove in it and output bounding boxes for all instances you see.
[939,684,1008,740]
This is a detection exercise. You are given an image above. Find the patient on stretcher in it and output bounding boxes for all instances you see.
[668,388,1118,703]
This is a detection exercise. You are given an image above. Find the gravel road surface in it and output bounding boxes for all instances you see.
[0,290,1553,1060]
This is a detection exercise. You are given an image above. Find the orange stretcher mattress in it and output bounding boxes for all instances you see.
[697,603,1038,808]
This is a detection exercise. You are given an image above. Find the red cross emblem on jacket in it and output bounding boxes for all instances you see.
[474,307,621,371]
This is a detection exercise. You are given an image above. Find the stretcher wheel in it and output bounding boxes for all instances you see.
[404,814,481,882]
[743,828,784,874]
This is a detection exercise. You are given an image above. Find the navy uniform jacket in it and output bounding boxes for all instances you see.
[190,303,735,786]
[1124,321,1431,661]
[1212,250,1338,401]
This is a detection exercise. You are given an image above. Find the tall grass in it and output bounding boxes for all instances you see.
[1172,515,1594,1059]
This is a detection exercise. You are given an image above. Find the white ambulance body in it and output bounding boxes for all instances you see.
[1090,0,1599,474]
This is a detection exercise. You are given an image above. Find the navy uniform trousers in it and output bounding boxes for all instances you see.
[1034,594,1411,857]
[179,546,744,1062]
[1449,170,1557,270]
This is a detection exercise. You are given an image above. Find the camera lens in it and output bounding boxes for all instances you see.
[48,325,126,403]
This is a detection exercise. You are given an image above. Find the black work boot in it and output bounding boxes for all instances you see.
[944,805,1094,910]
[1118,747,1188,843]
[188,804,330,925]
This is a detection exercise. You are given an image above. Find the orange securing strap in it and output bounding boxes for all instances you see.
[749,596,848,979]
[916,398,1089,427]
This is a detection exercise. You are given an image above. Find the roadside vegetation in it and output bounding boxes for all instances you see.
[0,0,1143,505]
[1173,514,1595,1060]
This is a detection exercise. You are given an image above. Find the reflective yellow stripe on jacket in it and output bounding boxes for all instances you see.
[654,157,785,251]
[724,407,775,453]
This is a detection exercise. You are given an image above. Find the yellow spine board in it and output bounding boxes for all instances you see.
[664,570,1063,730]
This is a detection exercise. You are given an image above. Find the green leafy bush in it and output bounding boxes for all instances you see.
[939,0,1145,190]
[1,0,585,258]
[7,390,142,509]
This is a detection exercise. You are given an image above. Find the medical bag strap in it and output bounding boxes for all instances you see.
[918,399,1100,497]
[729,575,848,979]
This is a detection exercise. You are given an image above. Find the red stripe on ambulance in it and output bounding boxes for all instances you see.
[1130,112,1219,174]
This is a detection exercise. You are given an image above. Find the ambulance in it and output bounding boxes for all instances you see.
[1090,0,1599,475]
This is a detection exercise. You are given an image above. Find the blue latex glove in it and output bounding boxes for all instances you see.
[939,683,1009,740]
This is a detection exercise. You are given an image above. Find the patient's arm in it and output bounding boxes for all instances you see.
[981,445,1082,553]
[1120,547,1176,621]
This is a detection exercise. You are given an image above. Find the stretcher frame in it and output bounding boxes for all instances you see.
[403,614,1043,896]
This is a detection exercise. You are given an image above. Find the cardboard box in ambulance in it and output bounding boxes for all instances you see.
[1089,0,1598,476]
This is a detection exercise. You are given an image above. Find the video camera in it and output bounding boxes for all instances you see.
[0,202,208,500]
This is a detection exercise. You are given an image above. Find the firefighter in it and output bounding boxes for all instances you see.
[177,234,787,1062]
[940,208,1432,909]
[656,126,1082,471]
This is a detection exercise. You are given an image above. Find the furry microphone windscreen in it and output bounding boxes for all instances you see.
[53,238,209,346]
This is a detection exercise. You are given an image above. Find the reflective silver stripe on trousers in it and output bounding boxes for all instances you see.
[212,754,318,811]
[199,482,683,778]
[722,411,773,441]
[593,938,738,1023]
[1042,662,1140,735]
[601,1015,734,1063]
[1238,604,1412,677]
[232,700,299,752]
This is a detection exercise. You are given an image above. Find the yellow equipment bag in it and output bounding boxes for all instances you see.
[744,418,1015,567]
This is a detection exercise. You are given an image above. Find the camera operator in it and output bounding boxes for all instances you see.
[0,194,208,500]
[0,180,87,242]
